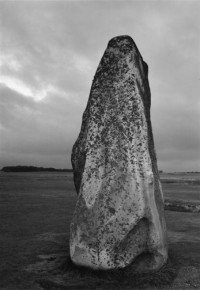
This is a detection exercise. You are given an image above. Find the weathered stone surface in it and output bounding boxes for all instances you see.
[70,35,168,271]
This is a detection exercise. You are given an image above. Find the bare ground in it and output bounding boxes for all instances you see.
[0,172,199,289]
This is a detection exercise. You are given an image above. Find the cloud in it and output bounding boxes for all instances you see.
[0,1,95,103]
[0,0,199,171]
[0,86,81,168]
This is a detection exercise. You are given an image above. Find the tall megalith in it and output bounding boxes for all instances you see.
[70,35,168,272]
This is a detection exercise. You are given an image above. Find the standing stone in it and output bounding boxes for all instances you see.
[70,35,168,272]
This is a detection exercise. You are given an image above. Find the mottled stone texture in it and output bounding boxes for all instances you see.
[70,35,168,271]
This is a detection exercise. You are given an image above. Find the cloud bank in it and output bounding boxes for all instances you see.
[0,1,199,171]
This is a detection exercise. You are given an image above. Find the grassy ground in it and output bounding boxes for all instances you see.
[161,172,200,202]
[0,171,199,289]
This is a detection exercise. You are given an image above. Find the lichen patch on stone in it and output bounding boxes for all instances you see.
[70,35,168,271]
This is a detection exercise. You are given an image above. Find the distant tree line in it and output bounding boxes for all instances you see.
[1,166,73,172]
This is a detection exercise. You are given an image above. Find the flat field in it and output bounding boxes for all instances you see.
[161,172,200,202]
[0,171,200,289]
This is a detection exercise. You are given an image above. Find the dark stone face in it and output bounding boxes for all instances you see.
[70,35,167,271]
[71,35,151,195]
[108,35,135,52]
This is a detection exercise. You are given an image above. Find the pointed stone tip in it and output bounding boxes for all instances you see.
[108,35,135,48]
[107,35,141,56]
[109,35,133,42]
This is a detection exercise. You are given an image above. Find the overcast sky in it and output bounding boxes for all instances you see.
[0,0,199,172]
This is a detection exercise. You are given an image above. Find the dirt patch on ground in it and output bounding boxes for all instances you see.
[165,198,200,213]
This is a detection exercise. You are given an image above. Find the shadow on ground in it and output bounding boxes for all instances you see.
[21,211,200,290]
[28,250,178,290]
